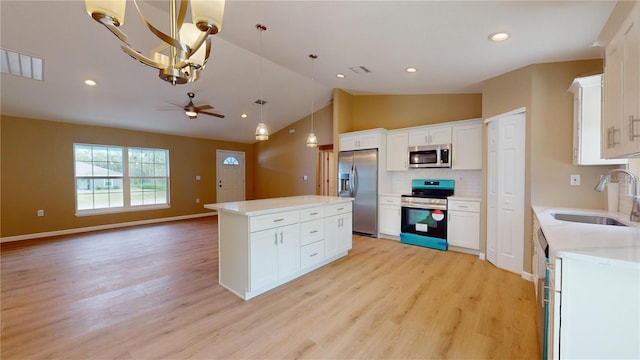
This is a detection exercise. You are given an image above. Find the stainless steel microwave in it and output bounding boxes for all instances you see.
[408,144,452,168]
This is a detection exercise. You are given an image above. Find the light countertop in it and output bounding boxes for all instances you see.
[533,206,640,268]
[204,195,353,216]
[448,196,480,202]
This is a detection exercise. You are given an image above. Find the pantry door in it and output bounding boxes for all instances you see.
[486,109,525,275]
[216,150,246,203]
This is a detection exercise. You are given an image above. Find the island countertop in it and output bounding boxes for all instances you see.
[204,195,353,216]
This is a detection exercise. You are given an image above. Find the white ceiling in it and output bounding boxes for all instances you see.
[0,0,616,144]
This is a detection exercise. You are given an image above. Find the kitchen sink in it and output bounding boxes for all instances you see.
[550,212,627,226]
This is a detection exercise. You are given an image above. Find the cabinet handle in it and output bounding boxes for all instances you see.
[280,232,283,244]
[310,212,318,216]
[274,233,278,245]
[310,252,319,257]
[611,126,621,147]
[310,230,318,234]
[337,207,344,211]
[629,116,640,141]
[273,218,284,223]
[458,205,469,208]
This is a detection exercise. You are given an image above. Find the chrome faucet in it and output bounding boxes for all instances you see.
[594,169,640,222]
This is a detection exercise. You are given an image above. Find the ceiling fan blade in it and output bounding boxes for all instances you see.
[199,110,226,118]
[195,104,214,111]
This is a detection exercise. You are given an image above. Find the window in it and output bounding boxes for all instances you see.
[223,156,240,166]
[74,144,170,215]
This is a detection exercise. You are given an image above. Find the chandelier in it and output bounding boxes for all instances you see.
[85,0,225,85]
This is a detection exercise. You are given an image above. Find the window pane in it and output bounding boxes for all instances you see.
[74,144,124,212]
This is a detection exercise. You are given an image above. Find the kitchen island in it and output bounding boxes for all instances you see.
[204,195,353,300]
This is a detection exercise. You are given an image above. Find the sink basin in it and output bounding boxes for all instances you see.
[551,212,627,226]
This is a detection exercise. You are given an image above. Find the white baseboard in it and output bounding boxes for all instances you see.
[521,271,534,282]
[478,252,486,261]
[0,212,217,243]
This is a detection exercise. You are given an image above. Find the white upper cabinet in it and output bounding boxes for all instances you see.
[339,129,384,151]
[408,125,452,147]
[386,131,408,171]
[602,3,640,158]
[569,75,626,165]
[451,121,482,170]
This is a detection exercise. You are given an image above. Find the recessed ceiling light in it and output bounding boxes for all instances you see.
[405,67,417,73]
[336,73,345,78]
[489,32,509,42]
[241,113,248,118]
[84,79,96,86]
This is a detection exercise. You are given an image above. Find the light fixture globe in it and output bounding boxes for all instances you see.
[306,132,318,148]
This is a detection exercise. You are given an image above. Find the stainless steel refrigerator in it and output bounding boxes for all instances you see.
[338,149,378,236]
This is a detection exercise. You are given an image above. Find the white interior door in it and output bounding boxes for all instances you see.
[216,150,246,203]
[486,110,525,275]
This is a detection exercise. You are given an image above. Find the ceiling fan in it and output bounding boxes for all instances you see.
[173,92,225,119]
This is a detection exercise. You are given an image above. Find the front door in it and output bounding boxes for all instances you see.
[216,150,246,203]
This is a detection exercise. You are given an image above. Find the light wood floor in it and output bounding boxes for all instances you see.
[1,217,540,359]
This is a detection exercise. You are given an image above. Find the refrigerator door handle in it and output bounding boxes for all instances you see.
[352,165,359,197]
[349,165,355,196]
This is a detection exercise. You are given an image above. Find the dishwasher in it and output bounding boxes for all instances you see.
[535,227,550,360]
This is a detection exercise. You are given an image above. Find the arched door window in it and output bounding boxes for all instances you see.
[223,156,239,166]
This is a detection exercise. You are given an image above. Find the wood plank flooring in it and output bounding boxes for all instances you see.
[1,217,540,359]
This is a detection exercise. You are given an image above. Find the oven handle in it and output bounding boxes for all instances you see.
[401,203,447,211]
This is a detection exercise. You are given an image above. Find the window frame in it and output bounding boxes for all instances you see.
[74,143,170,216]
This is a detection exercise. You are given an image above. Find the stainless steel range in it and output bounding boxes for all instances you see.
[400,179,454,251]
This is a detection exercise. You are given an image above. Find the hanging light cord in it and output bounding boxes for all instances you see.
[259,26,264,124]
[310,54,317,132]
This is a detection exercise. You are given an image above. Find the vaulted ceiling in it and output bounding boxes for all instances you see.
[0,1,616,143]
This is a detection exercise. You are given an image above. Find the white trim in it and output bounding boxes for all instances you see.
[0,212,217,243]
[484,106,526,124]
[75,204,170,217]
[521,271,534,282]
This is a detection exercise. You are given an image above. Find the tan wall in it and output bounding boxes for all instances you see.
[352,94,482,130]
[253,104,333,199]
[482,59,614,274]
[0,115,254,238]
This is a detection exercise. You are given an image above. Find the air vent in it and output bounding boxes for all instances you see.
[1,48,44,80]
[253,99,268,105]
[349,66,372,74]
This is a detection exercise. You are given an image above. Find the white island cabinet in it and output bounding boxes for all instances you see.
[204,195,353,300]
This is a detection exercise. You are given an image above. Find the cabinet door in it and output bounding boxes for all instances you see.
[250,229,279,291]
[357,133,380,149]
[386,132,408,171]
[339,134,358,151]
[408,129,430,147]
[447,210,479,250]
[429,126,452,144]
[623,8,640,154]
[277,223,300,279]
[325,213,352,257]
[452,123,482,170]
[603,36,625,158]
[379,204,400,236]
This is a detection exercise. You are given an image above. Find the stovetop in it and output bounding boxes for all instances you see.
[402,179,455,199]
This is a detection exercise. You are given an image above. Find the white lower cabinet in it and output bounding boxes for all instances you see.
[447,198,480,250]
[379,195,401,238]
[325,202,353,258]
[549,256,639,359]
[250,223,300,291]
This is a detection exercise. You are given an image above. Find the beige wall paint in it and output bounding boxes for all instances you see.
[253,104,333,199]
[0,115,254,238]
[352,94,482,131]
[482,59,615,274]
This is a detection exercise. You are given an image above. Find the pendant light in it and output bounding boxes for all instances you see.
[255,24,269,141]
[306,54,318,148]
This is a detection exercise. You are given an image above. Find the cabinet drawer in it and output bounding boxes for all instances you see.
[300,206,325,222]
[448,200,480,212]
[300,219,324,246]
[301,241,325,269]
[250,210,300,232]
[379,196,401,206]
[325,202,352,217]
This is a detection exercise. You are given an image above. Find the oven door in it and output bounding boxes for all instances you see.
[400,203,448,250]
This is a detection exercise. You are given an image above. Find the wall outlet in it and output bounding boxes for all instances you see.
[37,209,44,217]
[303,175,308,181]
[570,174,581,186]
[195,175,201,181]
[196,198,200,204]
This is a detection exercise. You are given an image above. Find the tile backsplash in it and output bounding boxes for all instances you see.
[389,169,482,197]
